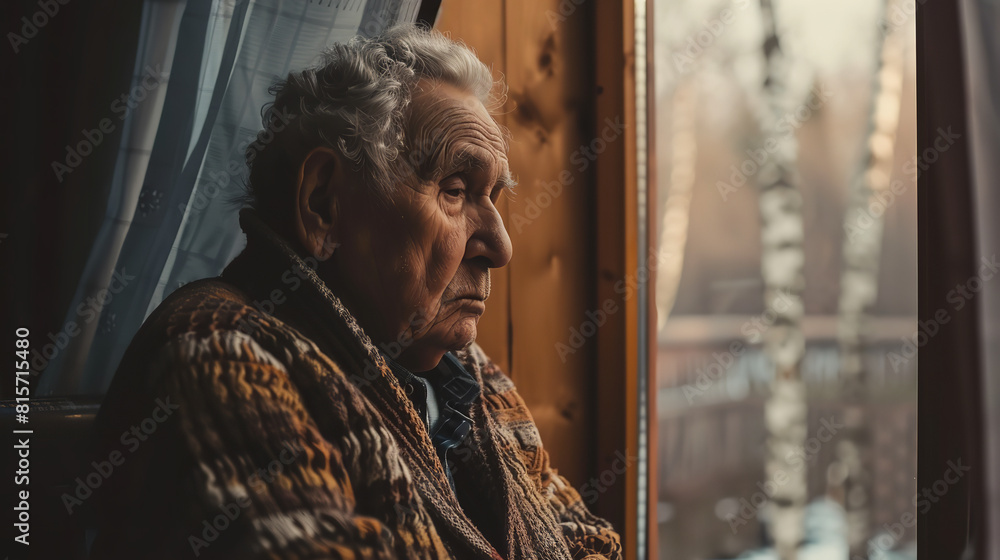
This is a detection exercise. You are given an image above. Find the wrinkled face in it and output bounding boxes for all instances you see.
[330,80,513,371]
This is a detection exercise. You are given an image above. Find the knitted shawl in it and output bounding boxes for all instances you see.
[90,210,621,560]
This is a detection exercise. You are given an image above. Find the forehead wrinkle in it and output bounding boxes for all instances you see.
[405,82,510,189]
[414,118,508,184]
[408,79,507,141]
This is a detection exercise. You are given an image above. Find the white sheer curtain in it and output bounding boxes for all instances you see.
[39,0,423,395]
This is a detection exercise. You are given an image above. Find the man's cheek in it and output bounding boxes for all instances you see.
[426,257,462,300]
[405,293,448,339]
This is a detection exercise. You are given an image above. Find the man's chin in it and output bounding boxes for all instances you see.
[449,316,480,348]
[396,322,477,372]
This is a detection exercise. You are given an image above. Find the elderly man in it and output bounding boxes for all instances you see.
[92,25,621,560]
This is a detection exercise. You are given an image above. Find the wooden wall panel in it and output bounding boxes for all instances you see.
[437,0,597,489]
[435,0,511,375]
[435,0,643,533]
[502,0,594,488]
[593,0,631,542]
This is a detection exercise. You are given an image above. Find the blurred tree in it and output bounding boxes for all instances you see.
[830,0,906,554]
[656,77,698,328]
[753,0,808,557]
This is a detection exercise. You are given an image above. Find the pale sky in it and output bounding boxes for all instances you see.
[656,0,895,96]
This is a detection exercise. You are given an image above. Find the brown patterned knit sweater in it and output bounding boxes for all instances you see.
[90,211,621,560]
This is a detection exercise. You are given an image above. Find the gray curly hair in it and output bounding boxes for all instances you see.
[244,24,503,231]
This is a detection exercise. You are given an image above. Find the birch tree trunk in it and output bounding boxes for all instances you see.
[833,0,907,554]
[754,0,808,557]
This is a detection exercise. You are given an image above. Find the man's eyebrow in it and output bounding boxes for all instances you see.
[448,151,516,190]
[497,171,517,190]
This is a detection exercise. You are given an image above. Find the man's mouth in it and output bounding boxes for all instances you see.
[451,296,486,315]
[444,267,491,305]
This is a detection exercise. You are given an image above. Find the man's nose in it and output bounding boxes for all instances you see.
[466,204,513,268]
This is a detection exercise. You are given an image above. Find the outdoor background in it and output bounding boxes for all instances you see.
[651,0,917,558]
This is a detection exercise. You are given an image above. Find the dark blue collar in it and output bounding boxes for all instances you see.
[380,352,481,491]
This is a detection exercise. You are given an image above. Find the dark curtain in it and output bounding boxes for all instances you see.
[962,0,1000,556]
[0,0,146,400]
[917,0,989,557]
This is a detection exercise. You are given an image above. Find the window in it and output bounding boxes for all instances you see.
[647,1,917,557]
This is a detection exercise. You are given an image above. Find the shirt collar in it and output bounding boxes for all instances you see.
[380,350,482,493]
[380,351,481,421]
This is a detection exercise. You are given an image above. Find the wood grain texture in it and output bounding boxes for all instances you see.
[593,0,631,543]
[502,0,594,489]
[436,0,597,491]
[435,0,642,537]
[435,0,511,375]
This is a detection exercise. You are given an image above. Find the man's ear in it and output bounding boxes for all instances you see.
[294,146,347,260]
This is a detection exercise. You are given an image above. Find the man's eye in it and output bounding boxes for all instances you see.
[442,176,466,199]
